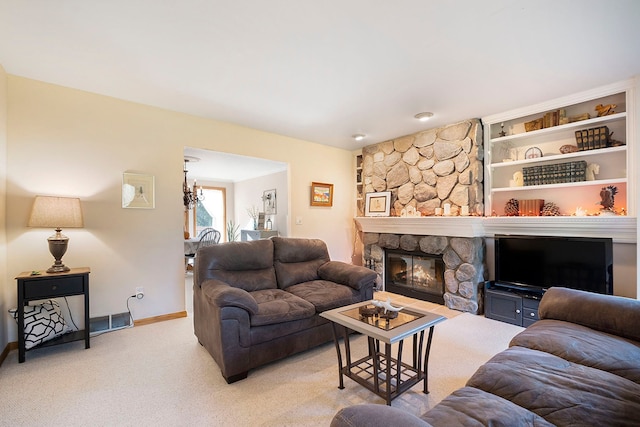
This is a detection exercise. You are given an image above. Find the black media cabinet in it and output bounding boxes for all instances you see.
[485,281,545,327]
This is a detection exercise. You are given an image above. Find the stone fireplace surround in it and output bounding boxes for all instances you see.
[363,230,485,314]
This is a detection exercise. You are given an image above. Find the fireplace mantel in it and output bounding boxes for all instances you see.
[355,216,485,238]
[355,216,637,243]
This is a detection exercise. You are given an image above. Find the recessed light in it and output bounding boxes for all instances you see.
[414,112,434,122]
[352,134,366,141]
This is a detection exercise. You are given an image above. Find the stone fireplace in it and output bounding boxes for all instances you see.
[363,229,485,314]
[356,118,486,314]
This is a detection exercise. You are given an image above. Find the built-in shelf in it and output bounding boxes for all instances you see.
[490,145,626,169]
[483,79,635,217]
[492,178,627,192]
[489,112,626,145]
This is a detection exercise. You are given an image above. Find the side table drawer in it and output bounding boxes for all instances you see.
[23,276,84,299]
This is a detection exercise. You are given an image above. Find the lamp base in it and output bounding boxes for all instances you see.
[47,264,71,273]
[47,230,71,274]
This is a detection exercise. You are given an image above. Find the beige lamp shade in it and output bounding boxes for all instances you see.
[28,196,84,273]
[28,196,84,229]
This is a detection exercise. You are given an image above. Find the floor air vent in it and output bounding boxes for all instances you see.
[90,312,131,335]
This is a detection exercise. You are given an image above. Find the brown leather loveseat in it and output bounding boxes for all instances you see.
[193,236,377,383]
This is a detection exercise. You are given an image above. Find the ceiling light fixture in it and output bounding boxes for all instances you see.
[352,134,366,141]
[183,157,204,210]
[414,112,434,122]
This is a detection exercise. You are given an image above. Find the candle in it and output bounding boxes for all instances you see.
[443,203,451,216]
[461,205,469,216]
[434,207,442,216]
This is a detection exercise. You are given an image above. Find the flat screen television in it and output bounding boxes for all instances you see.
[495,234,613,295]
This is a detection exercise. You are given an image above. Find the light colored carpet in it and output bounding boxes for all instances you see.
[0,306,522,426]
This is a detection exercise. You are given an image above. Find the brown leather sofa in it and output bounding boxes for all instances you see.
[331,287,640,426]
[193,236,377,383]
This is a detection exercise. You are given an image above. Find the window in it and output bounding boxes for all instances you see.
[192,187,226,240]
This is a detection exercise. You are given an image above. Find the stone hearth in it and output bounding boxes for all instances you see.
[364,232,485,314]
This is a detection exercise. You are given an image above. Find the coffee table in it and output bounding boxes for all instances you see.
[321,300,446,405]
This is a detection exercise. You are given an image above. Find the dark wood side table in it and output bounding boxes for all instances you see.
[16,267,90,363]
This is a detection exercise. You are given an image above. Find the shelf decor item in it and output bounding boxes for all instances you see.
[524,147,542,159]
[598,185,618,214]
[541,202,561,216]
[518,199,544,217]
[595,103,616,116]
[504,198,519,216]
[524,118,543,132]
[523,160,587,186]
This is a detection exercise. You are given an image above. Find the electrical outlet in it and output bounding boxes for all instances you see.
[135,286,144,299]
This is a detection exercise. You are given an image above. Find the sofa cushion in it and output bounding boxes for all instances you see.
[539,287,640,342]
[422,386,554,427]
[466,346,640,426]
[318,261,378,290]
[286,280,359,312]
[511,319,640,385]
[248,289,315,327]
[272,236,330,289]
[196,239,277,291]
[331,404,432,427]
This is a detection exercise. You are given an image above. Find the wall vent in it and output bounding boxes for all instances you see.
[89,312,131,335]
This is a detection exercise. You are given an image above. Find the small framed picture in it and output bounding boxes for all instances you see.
[122,173,155,209]
[365,191,391,217]
[310,182,334,207]
[263,189,277,214]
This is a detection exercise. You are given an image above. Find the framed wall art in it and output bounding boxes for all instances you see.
[263,189,277,214]
[122,173,155,209]
[365,191,391,217]
[310,182,333,207]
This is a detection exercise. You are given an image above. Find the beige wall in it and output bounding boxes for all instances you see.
[234,170,288,236]
[4,76,356,342]
[0,66,8,351]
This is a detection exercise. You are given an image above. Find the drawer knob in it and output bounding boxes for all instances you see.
[515,309,521,314]
[52,285,57,290]
[530,312,535,317]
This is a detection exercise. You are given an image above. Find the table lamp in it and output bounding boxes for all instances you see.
[28,196,84,273]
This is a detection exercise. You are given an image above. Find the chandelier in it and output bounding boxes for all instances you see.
[183,158,204,210]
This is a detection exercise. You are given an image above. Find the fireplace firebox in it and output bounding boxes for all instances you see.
[385,249,445,305]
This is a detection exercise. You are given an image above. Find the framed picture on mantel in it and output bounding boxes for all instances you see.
[365,191,391,217]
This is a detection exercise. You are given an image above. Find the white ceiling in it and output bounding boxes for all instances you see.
[1,0,640,156]
[183,147,287,183]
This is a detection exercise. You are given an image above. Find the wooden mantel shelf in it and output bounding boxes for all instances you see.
[355,216,637,244]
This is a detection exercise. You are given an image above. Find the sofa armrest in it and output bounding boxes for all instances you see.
[318,261,377,290]
[200,279,259,315]
[539,287,640,342]
[331,404,432,427]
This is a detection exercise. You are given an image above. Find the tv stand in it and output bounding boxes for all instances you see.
[485,281,545,327]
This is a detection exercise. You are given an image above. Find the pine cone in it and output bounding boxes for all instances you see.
[504,198,519,216]
[541,202,561,216]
